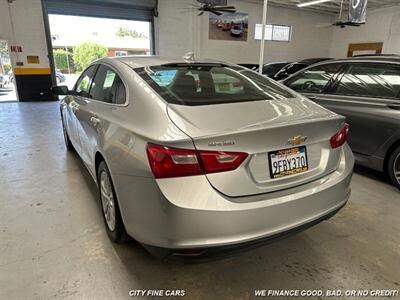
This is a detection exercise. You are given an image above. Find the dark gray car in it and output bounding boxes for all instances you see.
[283,55,400,190]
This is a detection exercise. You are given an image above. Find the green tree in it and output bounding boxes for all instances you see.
[3,64,11,74]
[116,27,147,38]
[0,41,9,76]
[0,41,7,54]
[53,49,69,71]
[73,42,107,71]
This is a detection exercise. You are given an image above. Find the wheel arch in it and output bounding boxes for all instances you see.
[384,138,400,174]
[95,151,106,181]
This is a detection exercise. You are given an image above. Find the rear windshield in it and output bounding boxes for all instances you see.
[134,64,294,106]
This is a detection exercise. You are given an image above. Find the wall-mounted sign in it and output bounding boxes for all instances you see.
[27,56,40,64]
[209,12,248,42]
[10,45,22,52]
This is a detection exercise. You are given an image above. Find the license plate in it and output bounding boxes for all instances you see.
[268,146,308,179]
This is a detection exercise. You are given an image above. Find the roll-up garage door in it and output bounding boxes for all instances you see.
[43,0,157,22]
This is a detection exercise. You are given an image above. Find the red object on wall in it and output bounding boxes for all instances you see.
[10,45,22,52]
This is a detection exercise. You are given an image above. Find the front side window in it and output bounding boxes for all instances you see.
[335,63,400,99]
[262,63,287,77]
[90,65,126,104]
[285,64,341,93]
[135,64,294,106]
[274,63,308,80]
[75,65,97,97]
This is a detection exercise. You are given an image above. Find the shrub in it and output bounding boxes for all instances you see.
[73,42,108,71]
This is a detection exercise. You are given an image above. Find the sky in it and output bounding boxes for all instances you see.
[48,14,151,48]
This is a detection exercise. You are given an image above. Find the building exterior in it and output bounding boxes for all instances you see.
[51,34,151,57]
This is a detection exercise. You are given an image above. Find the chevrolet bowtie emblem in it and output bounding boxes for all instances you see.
[288,135,307,146]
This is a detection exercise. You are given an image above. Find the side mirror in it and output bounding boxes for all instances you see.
[51,85,70,96]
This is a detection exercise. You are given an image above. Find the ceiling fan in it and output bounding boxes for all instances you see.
[179,0,237,16]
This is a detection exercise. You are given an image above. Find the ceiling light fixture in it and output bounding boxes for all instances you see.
[297,0,333,8]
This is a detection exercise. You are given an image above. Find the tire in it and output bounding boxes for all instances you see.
[97,161,127,243]
[388,145,400,190]
[61,113,74,151]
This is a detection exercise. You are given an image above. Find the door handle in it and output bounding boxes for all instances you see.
[387,103,400,110]
[90,116,101,125]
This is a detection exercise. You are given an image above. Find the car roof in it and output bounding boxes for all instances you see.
[325,55,400,64]
[282,55,400,83]
[108,55,231,69]
[299,58,333,65]
[265,62,288,65]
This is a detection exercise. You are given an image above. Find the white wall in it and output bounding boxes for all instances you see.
[0,0,12,42]
[0,0,50,70]
[2,0,400,70]
[156,0,334,63]
[330,5,400,58]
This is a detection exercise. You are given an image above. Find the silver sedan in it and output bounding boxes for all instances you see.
[52,56,354,260]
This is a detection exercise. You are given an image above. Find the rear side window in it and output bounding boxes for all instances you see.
[134,64,294,106]
[335,63,400,99]
[90,65,126,104]
[285,64,341,93]
[75,65,97,97]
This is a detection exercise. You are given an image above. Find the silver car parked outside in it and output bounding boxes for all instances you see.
[52,56,354,260]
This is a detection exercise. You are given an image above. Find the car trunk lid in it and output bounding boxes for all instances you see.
[167,96,346,197]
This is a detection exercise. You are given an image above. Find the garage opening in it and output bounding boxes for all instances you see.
[48,15,152,89]
[0,40,17,102]
[42,0,156,88]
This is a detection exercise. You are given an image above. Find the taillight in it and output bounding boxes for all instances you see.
[330,123,349,149]
[146,144,202,178]
[198,151,248,174]
[146,143,248,179]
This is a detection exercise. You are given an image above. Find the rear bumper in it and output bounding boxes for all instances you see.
[146,202,346,261]
[115,144,354,250]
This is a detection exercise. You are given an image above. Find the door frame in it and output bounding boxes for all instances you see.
[40,0,157,88]
[347,42,384,57]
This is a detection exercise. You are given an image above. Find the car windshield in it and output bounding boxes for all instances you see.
[263,63,287,76]
[134,64,294,106]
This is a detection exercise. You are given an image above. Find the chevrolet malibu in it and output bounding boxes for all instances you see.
[52,56,354,260]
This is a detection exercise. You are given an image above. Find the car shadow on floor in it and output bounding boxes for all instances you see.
[353,164,392,185]
[111,231,332,298]
[71,148,397,298]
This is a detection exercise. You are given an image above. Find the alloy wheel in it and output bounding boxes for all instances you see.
[100,171,116,231]
[394,153,400,185]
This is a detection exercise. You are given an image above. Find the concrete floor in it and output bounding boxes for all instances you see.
[0,85,17,102]
[0,102,399,300]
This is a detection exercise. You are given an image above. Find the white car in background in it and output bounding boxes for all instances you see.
[230,24,243,37]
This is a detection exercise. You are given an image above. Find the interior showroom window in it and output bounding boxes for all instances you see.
[255,24,292,42]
